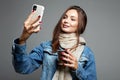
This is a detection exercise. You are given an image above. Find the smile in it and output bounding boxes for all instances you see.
[63,24,70,28]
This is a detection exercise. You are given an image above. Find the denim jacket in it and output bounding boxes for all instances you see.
[12,39,97,80]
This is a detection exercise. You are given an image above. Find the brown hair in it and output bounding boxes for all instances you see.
[52,5,87,52]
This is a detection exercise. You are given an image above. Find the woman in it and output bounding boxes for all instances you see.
[12,5,97,80]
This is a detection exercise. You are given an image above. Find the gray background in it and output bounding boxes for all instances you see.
[0,0,120,80]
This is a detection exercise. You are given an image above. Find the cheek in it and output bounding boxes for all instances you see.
[72,23,78,30]
[61,21,64,27]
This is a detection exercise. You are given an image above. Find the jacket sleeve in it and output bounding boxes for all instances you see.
[12,38,44,74]
[71,46,97,80]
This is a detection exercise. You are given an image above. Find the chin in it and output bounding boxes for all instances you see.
[61,29,68,32]
[61,30,72,33]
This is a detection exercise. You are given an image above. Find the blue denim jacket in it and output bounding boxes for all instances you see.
[12,39,97,80]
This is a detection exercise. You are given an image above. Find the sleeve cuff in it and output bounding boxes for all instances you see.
[12,38,26,54]
[71,62,84,78]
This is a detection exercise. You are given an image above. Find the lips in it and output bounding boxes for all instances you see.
[63,24,70,28]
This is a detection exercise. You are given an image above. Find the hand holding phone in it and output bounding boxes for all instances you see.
[19,4,45,44]
[57,49,69,65]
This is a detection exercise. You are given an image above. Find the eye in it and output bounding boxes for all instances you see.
[71,18,76,21]
[71,16,77,21]
[63,15,67,19]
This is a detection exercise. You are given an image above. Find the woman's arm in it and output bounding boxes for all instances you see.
[11,11,43,74]
[12,39,44,74]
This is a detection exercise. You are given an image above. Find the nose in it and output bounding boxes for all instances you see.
[64,18,69,23]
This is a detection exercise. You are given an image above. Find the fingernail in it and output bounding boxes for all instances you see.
[62,57,64,60]
[32,10,35,12]
[60,52,63,54]
[38,15,41,18]
[39,21,42,24]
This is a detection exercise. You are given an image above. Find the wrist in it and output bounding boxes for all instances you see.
[19,31,31,44]
[19,38,26,44]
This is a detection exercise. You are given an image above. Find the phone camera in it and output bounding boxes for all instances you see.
[33,5,37,10]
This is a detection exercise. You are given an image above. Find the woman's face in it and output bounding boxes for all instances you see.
[61,9,78,33]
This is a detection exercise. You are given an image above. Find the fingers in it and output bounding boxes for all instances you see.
[25,12,40,26]
[61,53,74,64]
[25,11,35,24]
[60,49,74,61]
[59,49,78,70]
[24,11,42,34]
[27,25,41,34]
[31,15,41,25]
[32,21,41,29]
[27,11,35,21]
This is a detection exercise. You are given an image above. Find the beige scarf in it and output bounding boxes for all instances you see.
[52,33,86,80]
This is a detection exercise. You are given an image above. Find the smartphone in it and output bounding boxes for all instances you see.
[57,49,66,52]
[57,49,68,64]
[32,4,45,22]
[57,48,68,53]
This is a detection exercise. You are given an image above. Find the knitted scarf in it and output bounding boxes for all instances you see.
[52,33,85,80]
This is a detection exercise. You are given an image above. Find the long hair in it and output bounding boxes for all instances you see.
[52,5,87,52]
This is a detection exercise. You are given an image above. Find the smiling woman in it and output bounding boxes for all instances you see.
[61,9,78,33]
[12,5,97,80]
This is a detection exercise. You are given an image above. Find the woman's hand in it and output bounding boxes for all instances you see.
[58,49,78,70]
[19,11,41,44]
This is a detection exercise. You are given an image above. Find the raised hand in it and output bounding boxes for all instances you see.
[19,11,41,44]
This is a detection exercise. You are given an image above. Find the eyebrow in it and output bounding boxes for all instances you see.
[71,16,77,18]
[64,14,77,19]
